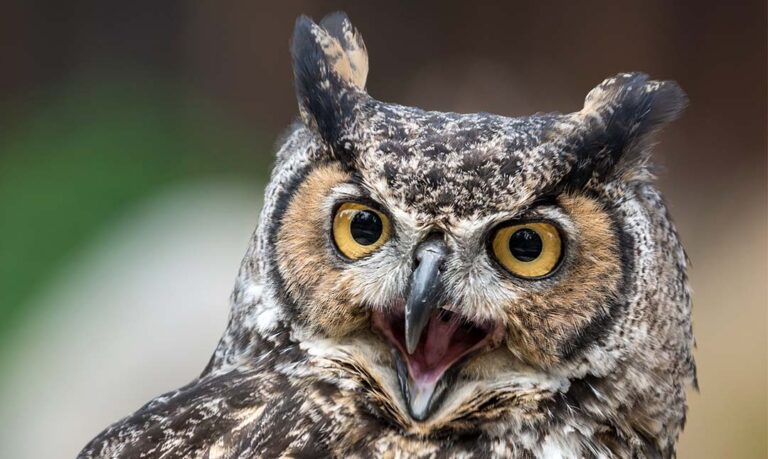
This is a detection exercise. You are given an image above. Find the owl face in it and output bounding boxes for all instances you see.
[274,125,624,418]
[259,13,691,426]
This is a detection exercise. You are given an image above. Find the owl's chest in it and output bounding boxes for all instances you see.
[278,388,592,459]
[318,423,595,459]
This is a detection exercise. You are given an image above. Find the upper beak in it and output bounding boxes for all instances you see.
[404,234,448,354]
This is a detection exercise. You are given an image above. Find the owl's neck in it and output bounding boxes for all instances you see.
[203,286,675,458]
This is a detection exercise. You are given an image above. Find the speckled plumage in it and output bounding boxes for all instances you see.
[80,12,696,459]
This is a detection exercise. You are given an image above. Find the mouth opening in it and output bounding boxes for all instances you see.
[372,306,501,421]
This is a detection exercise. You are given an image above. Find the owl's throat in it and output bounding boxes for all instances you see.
[372,307,501,420]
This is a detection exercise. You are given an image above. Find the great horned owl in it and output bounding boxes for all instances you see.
[80,12,696,459]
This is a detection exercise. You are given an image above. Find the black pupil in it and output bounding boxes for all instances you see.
[350,210,383,245]
[509,228,543,262]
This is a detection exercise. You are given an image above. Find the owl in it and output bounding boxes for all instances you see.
[79,12,696,459]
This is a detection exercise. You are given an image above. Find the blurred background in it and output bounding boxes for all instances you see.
[0,1,765,457]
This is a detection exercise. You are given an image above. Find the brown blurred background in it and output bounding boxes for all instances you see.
[0,1,765,458]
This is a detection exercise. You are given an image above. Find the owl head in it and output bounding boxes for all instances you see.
[217,12,695,448]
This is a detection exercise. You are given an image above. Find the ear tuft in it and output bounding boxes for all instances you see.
[571,72,688,184]
[582,72,687,145]
[290,13,368,154]
[319,12,368,90]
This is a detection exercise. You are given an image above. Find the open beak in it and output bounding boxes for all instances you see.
[401,235,449,420]
[371,234,501,421]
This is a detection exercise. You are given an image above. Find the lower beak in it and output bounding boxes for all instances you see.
[395,351,457,421]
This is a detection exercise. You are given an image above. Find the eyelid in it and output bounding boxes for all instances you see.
[482,203,561,233]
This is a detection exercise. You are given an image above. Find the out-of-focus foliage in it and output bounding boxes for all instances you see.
[0,77,269,363]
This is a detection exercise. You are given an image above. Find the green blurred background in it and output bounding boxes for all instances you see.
[0,1,765,458]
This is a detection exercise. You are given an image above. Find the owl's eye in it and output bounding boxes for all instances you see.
[332,202,391,259]
[491,222,562,278]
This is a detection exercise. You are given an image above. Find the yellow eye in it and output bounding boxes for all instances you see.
[491,222,562,278]
[332,202,391,259]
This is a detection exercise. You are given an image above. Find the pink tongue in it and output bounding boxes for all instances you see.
[407,311,488,385]
[422,315,462,368]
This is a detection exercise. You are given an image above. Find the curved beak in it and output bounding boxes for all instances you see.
[404,235,448,354]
